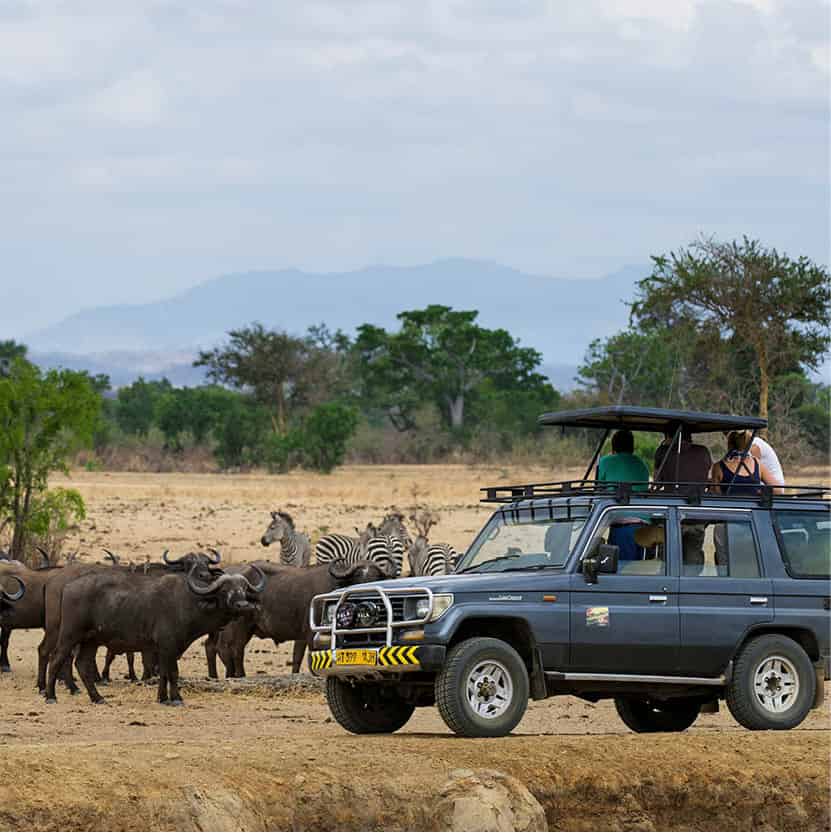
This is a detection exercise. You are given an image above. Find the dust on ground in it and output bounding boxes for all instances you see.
[0,466,828,830]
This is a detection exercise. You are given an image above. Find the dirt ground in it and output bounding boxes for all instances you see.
[0,465,829,831]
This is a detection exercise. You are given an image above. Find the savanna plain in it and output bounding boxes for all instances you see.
[0,465,828,831]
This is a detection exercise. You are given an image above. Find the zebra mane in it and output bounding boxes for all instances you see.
[274,510,295,529]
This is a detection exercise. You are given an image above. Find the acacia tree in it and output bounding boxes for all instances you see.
[632,237,830,420]
[194,324,310,434]
[0,360,99,559]
[354,305,550,432]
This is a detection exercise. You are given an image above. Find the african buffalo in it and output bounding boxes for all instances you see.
[205,559,387,678]
[45,561,265,705]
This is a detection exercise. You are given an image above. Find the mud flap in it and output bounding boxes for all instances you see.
[530,647,547,700]
[812,667,824,710]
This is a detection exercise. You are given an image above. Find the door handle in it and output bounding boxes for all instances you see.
[749,596,768,605]
[649,595,668,603]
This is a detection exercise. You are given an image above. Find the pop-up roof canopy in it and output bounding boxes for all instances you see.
[538,405,767,434]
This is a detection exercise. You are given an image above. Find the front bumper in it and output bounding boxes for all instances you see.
[309,644,446,677]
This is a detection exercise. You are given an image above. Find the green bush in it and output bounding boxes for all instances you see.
[299,402,359,473]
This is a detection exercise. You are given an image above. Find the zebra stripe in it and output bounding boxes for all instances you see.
[363,535,405,578]
[315,534,362,565]
[419,543,459,576]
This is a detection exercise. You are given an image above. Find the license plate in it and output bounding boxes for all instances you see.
[335,649,377,666]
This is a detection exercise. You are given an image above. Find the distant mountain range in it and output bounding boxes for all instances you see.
[27,259,647,389]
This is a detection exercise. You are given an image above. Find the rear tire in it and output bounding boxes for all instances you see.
[614,697,700,733]
[435,637,529,737]
[326,678,415,734]
[726,634,815,730]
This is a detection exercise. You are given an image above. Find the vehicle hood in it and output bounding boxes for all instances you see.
[344,570,568,596]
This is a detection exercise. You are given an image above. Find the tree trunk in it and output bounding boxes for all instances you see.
[758,360,769,428]
[274,386,286,435]
[448,395,465,430]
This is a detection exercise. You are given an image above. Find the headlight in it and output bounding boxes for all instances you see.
[404,593,454,622]
[322,602,337,625]
[429,593,454,622]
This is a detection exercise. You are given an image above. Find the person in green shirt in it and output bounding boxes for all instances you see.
[596,430,651,561]
[597,430,650,491]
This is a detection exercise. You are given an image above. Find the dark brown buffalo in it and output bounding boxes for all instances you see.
[37,549,223,694]
[45,562,265,705]
[205,559,386,678]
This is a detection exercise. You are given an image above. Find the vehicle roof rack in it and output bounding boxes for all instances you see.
[537,406,767,434]
[480,480,830,506]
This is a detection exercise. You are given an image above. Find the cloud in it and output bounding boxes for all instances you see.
[0,0,827,337]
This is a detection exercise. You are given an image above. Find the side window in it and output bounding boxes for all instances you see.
[773,510,831,579]
[589,509,667,576]
[680,514,760,578]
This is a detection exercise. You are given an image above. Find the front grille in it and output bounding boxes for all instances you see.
[347,595,410,622]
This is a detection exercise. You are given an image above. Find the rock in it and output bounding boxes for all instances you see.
[183,786,259,832]
[434,769,547,832]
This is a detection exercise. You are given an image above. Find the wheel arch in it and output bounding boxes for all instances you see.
[738,625,820,663]
[446,615,546,699]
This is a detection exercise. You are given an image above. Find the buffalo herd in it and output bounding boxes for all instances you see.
[0,508,450,706]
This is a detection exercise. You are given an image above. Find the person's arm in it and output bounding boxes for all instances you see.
[759,461,784,494]
[750,442,762,461]
[710,461,722,493]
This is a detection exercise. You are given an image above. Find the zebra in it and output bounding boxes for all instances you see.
[378,510,412,549]
[363,534,405,578]
[314,524,375,568]
[260,511,312,567]
[408,510,459,576]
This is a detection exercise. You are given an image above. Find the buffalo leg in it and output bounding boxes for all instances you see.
[126,652,137,682]
[76,642,106,704]
[37,634,51,691]
[167,658,183,705]
[291,639,306,674]
[101,648,116,683]
[45,642,74,703]
[0,627,11,672]
[205,632,219,679]
[60,656,80,694]
[141,649,157,682]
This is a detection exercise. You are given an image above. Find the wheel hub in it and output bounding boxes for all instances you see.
[466,660,513,719]
[753,655,799,714]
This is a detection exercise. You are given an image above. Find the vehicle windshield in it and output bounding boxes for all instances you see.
[457,504,592,573]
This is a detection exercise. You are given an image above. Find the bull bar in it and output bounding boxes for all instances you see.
[309,584,436,649]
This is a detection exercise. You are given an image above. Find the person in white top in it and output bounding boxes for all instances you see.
[751,435,785,486]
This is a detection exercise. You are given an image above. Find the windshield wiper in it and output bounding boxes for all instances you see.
[501,564,561,572]
[457,554,523,574]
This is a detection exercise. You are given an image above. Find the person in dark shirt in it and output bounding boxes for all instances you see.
[654,425,712,569]
[654,426,712,484]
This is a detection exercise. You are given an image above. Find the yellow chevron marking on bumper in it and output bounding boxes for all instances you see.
[312,646,419,672]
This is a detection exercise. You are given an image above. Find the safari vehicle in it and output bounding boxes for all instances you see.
[309,407,830,738]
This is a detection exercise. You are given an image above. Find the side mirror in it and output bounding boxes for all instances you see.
[582,544,619,584]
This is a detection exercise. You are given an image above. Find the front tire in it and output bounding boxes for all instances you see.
[435,637,529,737]
[615,697,700,733]
[326,677,415,734]
[726,634,815,730]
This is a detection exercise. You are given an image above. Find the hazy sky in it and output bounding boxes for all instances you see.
[1,0,828,339]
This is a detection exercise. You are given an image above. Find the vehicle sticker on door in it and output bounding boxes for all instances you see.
[586,606,609,627]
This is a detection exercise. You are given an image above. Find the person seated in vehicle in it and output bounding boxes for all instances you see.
[597,429,650,490]
[711,430,781,496]
[597,431,651,560]
[722,430,785,487]
[654,425,712,485]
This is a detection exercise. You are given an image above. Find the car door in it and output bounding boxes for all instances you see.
[677,508,773,677]
[569,506,680,674]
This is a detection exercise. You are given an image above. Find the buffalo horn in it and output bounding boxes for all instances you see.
[186,565,231,596]
[328,559,357,580]
[0,575,25,602]
[36,546,51,568]
[243,563,266,593]
[103,549,120,564]
[206,547,222,564]
[161,549,178,566]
